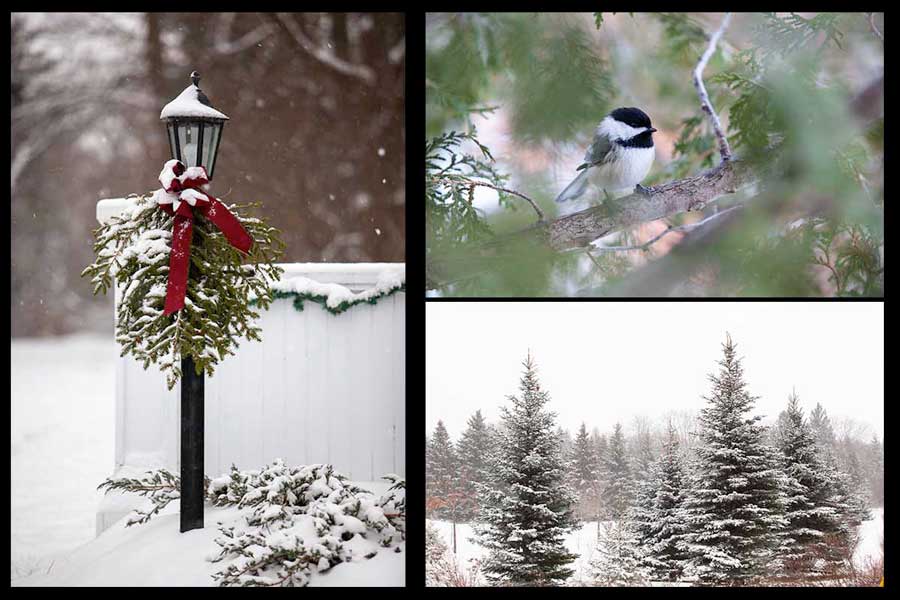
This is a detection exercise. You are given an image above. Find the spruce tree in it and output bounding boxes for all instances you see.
[589,521,647,586]
[456,410,494,521]
[866,435,884,507]
[836,438,871,524]
[681,334,788,585]
[426,420,458,520]
[630,420,656,484]
[635,422,690,582]
[601,423,634,521]
[774,391,849,578]
[590,428,609,522]
[807,405,870,542]
[473,351,578,586]
[569,422,600,521]
[809,403,837,460]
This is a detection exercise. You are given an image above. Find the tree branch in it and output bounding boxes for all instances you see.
[273,13,376,85]
[429,174,545,222]
[543,158,754,251]
[588,205,744,255]
[867,13,883,42]
[426,159,757,288]
[693,12,733,162]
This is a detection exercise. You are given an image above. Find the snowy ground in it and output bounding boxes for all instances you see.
[430,508,884,586]
[14,481,404,587]
[11,334,117,580]
[11,334,404,586]
[853,507,884,569]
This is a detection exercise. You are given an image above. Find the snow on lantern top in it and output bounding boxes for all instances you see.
[160,71,229,120]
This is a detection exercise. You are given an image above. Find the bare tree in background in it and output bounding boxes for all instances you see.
[11,12,405,337]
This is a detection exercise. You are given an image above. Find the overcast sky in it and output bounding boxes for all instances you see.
[426,302,883,442]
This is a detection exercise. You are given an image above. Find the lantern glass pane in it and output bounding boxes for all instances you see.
[166,122,179,161]
[203,123,222,179]
[180,122,202,168]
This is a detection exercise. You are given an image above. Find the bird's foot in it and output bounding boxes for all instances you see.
[635,183,653,197]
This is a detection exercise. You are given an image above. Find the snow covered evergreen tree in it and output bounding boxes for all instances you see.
[590,521,648,586]
[456,410,494,521]
[680,334,788,585]
[569,422,600,521]
[866,435,884,506]
[774,391,850,578]
[601,423,634,521]
[809,403,837,458]
[590,428,608,522]
[426,420,458,520]
[557,426,574,465]
[634,421,690,582]
[629,418,656,485]
[806,404,870,538]
[473,351,578,586]
[837,440,871,526]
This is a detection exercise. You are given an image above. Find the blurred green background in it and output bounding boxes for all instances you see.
[425,13,883,297]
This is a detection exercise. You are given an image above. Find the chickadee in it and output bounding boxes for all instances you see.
[555,107,657,204]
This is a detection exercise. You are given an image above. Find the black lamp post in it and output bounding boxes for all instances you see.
[160,71,228,533]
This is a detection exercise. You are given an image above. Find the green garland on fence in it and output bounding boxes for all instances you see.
[252,283,406,316]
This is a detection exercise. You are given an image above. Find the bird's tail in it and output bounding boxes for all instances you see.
[554,169,590,203]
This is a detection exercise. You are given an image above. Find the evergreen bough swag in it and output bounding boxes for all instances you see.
[260,283,406,316]
[82,194,285,389]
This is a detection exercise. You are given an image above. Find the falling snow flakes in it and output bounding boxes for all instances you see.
[377,147,386,157]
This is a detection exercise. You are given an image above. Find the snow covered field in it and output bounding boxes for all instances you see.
[11,334,117,580]
[430,509,884,586]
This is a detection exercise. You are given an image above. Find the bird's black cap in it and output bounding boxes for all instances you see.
[609,107,652,129]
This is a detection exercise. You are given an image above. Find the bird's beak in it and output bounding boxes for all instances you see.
[648,127,658,133]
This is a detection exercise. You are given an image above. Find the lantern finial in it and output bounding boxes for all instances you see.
[190,71,201,87]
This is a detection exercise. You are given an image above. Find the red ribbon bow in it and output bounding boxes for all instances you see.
[151,159,253,315]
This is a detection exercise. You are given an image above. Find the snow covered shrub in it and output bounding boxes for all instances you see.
[82,194,284,389]
[208,461,404,586]
[98,460,405,587]
[97,468,200,526]
[425,521,481,586]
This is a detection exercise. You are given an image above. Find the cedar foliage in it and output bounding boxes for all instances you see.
[426,12,883,297]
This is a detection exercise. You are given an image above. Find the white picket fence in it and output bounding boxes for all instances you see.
[95,199,405,532]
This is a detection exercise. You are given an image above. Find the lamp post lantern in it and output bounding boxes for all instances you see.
[160,71,229,179]
[160,71,229,533]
